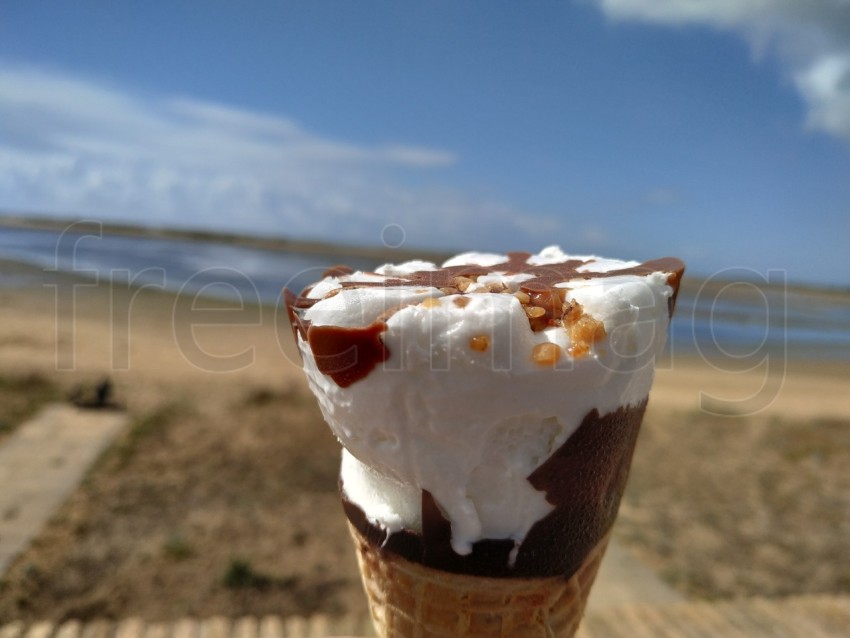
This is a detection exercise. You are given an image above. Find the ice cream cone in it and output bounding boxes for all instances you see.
[285,247,684,638]
[348,521,609,638]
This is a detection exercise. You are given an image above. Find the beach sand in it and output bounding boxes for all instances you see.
[0,265,848,621]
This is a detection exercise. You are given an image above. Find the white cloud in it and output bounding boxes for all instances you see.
[594,0,850,143]
[795,54,850,139]
[0,63,546,248]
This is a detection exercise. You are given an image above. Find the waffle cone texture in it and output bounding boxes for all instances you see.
[348,522,609,638]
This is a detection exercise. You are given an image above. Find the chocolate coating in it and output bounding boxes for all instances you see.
[342,401,647,579]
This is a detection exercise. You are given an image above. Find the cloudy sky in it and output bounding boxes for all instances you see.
[1,1,849,285]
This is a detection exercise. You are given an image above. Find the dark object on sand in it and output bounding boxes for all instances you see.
[69,377,118,410]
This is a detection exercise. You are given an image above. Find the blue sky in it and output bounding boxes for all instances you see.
[1,1,849,285]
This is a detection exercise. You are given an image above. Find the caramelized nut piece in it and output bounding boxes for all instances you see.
[486,281,507,293]
[469,335,490,352]
[532,343,561,366]
[514,291,531,305]
[421,297,441,308]
[525,306,546,319]
[440,287,459,295]
[562,300,583,324]
[453,296,471,308]
[571,315,607,343]
[567,314,607,358]
[453,276,475,292]
[568,342,590,358]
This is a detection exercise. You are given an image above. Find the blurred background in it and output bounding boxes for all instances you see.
[1,0,849,630]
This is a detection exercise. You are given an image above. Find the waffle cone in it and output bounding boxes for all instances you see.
[348,522,609,637]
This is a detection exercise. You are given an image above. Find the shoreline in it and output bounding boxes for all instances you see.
[3,212,849,297]
[0,212,454,264]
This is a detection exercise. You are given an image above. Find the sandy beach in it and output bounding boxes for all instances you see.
[1,261,848,621]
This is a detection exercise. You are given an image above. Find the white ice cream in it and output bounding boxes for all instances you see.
[295,246,678,555]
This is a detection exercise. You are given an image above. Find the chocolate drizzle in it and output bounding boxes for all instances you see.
[307,321,389,388]
[342,401,648,579]
[284,253,685,387]
[331,253,684,306]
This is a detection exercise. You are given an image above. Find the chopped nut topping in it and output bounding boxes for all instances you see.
[567,314,607,358]
[532,343,561,366]
[486,281,508,293]
[421,297,442,308]
[517,288,561,331]
[572,314,606,341]
[469,335,490,352]
[513,291,531,305]
[440,287,459,295]
[562,300,583,324]
[453,296,471,308]
[568,342,590,358]
[452,276,476,292]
